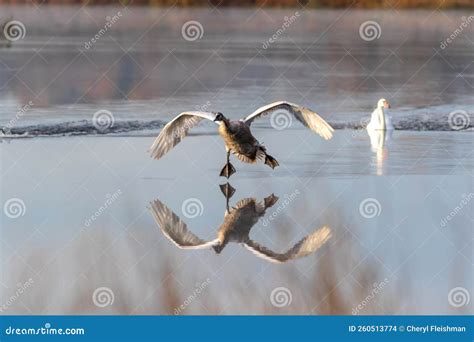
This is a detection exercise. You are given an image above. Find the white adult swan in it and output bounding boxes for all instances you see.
[367,98,393,131]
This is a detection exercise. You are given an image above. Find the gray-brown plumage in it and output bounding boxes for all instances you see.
[149,101,334,178]
[149,186,332,263]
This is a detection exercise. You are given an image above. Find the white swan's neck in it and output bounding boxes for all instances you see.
[378,107,386,130]
[368,107,387,130]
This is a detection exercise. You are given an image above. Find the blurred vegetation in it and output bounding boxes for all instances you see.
[0,0,472,8]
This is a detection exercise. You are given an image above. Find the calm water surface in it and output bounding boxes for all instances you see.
[0,6,473,126]
[0,6,472,315]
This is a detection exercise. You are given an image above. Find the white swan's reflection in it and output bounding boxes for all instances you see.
[149,184,331,264]
[367,129,393,176]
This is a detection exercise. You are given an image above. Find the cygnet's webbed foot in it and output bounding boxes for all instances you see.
[219,162,236,178]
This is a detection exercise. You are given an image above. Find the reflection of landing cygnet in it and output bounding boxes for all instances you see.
[367,129,393,176]
[149,184,332,264]
[367,98,393,131]
[149,101,334,178]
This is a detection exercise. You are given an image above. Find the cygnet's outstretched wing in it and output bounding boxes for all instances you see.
[149,111,218,159]
[243,101,334,140]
